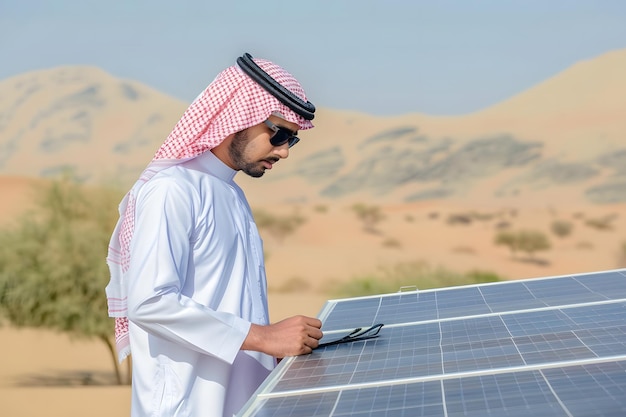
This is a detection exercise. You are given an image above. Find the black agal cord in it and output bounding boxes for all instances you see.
[236,52,316,121]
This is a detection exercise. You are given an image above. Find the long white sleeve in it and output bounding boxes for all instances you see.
[126,173,251,365]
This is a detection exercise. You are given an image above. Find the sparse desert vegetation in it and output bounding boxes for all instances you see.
[350,203,385,233]
[494,229,551,260]
[253,208,306,242]
[584,213,618,231]
[550,219,574,238]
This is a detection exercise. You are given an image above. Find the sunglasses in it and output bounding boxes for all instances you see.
[316,323,384,349]
[264,119,300,148]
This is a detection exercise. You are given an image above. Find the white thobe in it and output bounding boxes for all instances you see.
[125,151,275,417]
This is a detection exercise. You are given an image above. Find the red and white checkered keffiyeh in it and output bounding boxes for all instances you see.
[105,57,314,362]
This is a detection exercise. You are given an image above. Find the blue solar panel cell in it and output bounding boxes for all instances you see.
[321,298,381,330]
[435,287,491,318]
[575,270,626,299]
[377,291,436,324]
[442,338,524,373]
[525,277,607,306]
[440,315,511,344]
[514,332,595,364]
[575,325,626,356]
[502,309,576,337]
[274,324,445,392]
[332,382,444,417]
[542,361,626,416]
[443,372,569,417]
[250,392,340,417]
[563,302,626,328]
[479,282,547,312]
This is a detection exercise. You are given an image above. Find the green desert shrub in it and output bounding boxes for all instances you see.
[495,229,551,258]
[253,209,306,242]
[550,220,574,238]
[494,231,518,256]
[351,203,385,233]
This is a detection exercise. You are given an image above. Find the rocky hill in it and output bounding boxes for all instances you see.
[0,66,187,186]
[1,49,625,207]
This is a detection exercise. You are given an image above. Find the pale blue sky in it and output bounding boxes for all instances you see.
[1,0,625,115]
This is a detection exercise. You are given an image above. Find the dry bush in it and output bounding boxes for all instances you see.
[446,213,473,225]
[445,210,497,224]
[494,231,518,256]
[351,203,385,233]
[495,229,551,258]
[381,237,402,249]
[516,230,551,257]
[253,209,306,242]
[550,220,574,238]
[585,214,618,231]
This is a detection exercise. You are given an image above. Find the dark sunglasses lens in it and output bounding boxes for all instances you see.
[287,136,300,148]
[270,128,299,148]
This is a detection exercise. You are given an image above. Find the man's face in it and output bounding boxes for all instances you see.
[228,115,300,178]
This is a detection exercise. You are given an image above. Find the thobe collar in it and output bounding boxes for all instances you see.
[184,150,238,183]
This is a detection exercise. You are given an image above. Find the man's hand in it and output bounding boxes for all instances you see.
[242,315,323,358]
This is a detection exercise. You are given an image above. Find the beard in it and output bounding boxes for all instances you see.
[229,130,266,178]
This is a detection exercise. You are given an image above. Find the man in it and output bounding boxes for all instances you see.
[105,53,323,417]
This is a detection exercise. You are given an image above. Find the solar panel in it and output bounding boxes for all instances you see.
[237,269,626,416]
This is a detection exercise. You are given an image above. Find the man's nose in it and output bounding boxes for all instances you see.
[274,143,290,159]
